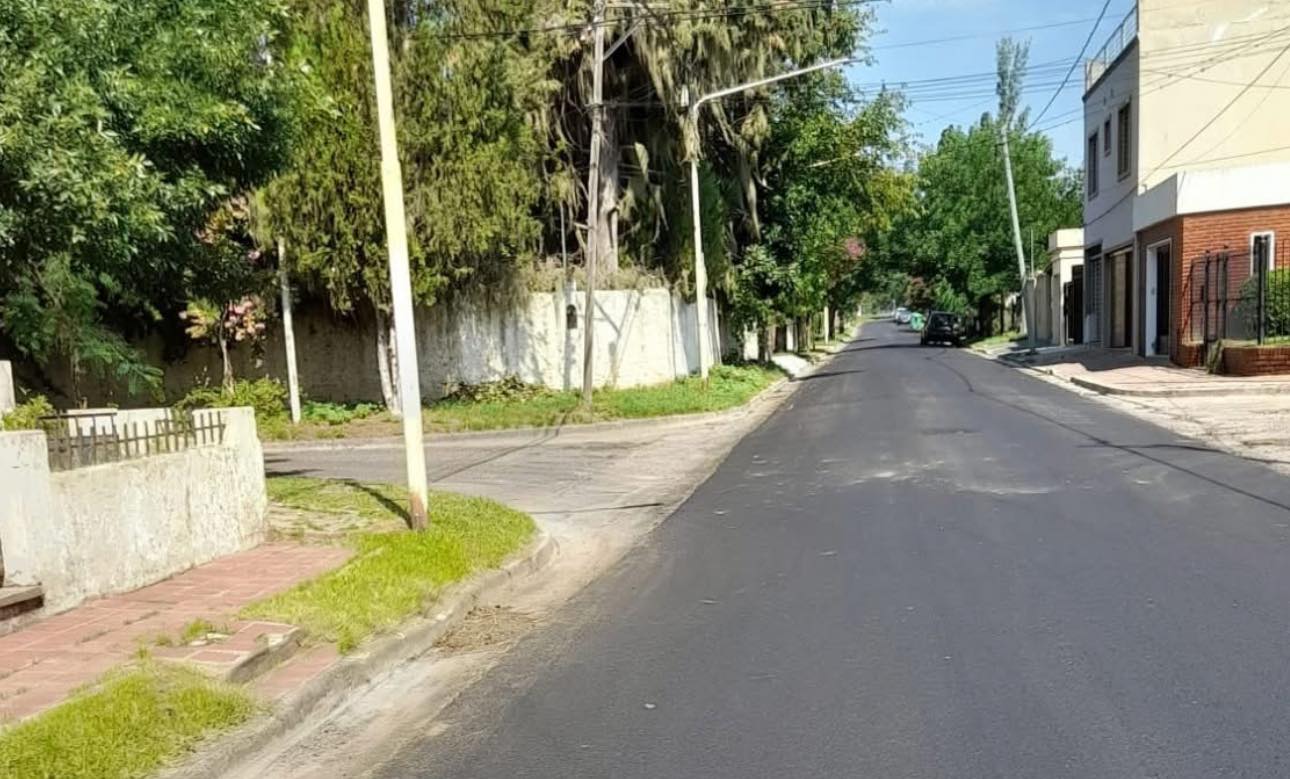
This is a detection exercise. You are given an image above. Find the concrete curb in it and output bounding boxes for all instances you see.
[1066,375,1290,398]
[977,347,1290,398]
[262,325,865,455]
[262,374,807,454]
[161,530,558,779]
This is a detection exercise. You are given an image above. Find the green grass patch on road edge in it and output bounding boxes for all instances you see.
[247,478,536,653]
[969,330,1021,350]
[259,363,782,440]
[0,664,255,779]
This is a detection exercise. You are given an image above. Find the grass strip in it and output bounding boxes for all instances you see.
[0,664,255,779]
[259,363,782,440]
[248,478,536,653]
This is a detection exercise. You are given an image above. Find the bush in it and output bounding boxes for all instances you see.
[1239,268,1290,339]
[176,379,288,423]
[301,401,383,426]
[0,394,55,431]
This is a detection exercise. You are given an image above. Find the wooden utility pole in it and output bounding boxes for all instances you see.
[366,0,429,529]
[581,0,607,408]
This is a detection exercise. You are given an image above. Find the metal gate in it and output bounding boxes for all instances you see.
[1188,252,1228,363]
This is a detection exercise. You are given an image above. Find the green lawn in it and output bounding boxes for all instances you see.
[0,665,255,779]
[247,478,536,653]
[261,363,782,440]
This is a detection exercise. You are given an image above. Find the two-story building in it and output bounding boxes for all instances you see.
[1082,0,1290,366]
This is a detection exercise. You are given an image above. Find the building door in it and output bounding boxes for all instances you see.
[1154,244,1171,354]
[1145,243,1171,356]
[1067,266,1084,343]
[1085,253,1102,345]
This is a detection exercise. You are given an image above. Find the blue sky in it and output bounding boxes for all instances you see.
[846,0,1136,165]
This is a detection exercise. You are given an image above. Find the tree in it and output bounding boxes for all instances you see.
[552,0,870,280]
[266,0,563,410]
[0,0,308,399]
[751,75,911,336]
[884,114,1081,332]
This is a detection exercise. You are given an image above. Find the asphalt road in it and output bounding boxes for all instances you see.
[370,321,1290,778]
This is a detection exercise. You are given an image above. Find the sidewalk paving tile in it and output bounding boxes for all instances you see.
[0,542,351,723]
[1006,349,1290,396]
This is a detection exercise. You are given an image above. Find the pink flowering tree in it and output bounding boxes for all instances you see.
[181,199,273,393]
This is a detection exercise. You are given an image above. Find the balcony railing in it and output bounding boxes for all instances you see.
[1085,5,1138,93]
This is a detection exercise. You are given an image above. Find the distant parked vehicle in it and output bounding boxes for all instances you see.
[921,311,965,347]
[894,307,911,324]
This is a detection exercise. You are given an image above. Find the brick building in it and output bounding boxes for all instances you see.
[1135,164,1290,367]
[1080,1,1290,370]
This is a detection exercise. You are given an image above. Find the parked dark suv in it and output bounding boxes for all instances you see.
[921,311,964,347]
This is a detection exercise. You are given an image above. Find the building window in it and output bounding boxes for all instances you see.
[1103,118,1112,156]
[1252,232,1275,274]
[1116,103,1131,178]
[1087,133,1099,198]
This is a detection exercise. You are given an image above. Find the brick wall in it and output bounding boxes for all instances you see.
[1175,341,1204,368]
[1146,204,1290,366]
[1180,205,1290,266]
[1223,344,1290,376]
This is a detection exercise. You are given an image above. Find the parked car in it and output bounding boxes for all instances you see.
[921,311,965,347]
[894,307,911,324]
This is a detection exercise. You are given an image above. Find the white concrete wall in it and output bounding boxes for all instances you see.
[63,288,721,406]
[1084,38,1139,254]
[1138,0,1290,191]
[416,286,719,393]
[1136,162,1290,231]
[0,361,13,414]
[1045,229,1085,345]
[0,407,266,613]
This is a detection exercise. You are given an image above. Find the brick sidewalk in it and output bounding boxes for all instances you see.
[0,543,350,722]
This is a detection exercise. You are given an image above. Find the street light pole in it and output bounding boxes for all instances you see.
[686,57,854,379]
[367,0,429,529]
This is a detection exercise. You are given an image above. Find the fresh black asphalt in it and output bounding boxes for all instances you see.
[368,321,1290,778]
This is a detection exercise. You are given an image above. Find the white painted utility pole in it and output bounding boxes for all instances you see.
[367,0,429,529]
[686,57,853,379]
[581,0,607,407]
[277,237,302,425]
[1000,126,1034,347]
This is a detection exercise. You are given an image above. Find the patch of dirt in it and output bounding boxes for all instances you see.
[267,504,405,541]
[435,606,536,652]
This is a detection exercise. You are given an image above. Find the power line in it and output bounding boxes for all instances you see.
[1028,0,1114,128]
[1155,142,1290,169]
[871,17,1102,51]
[1144,33,1290,180]
[1028,25,1290,138]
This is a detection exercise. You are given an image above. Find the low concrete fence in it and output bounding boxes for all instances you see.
[0,407,266,614]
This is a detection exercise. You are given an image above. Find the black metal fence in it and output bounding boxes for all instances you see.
[1187,242,1290,353]
[38,409,226,472]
